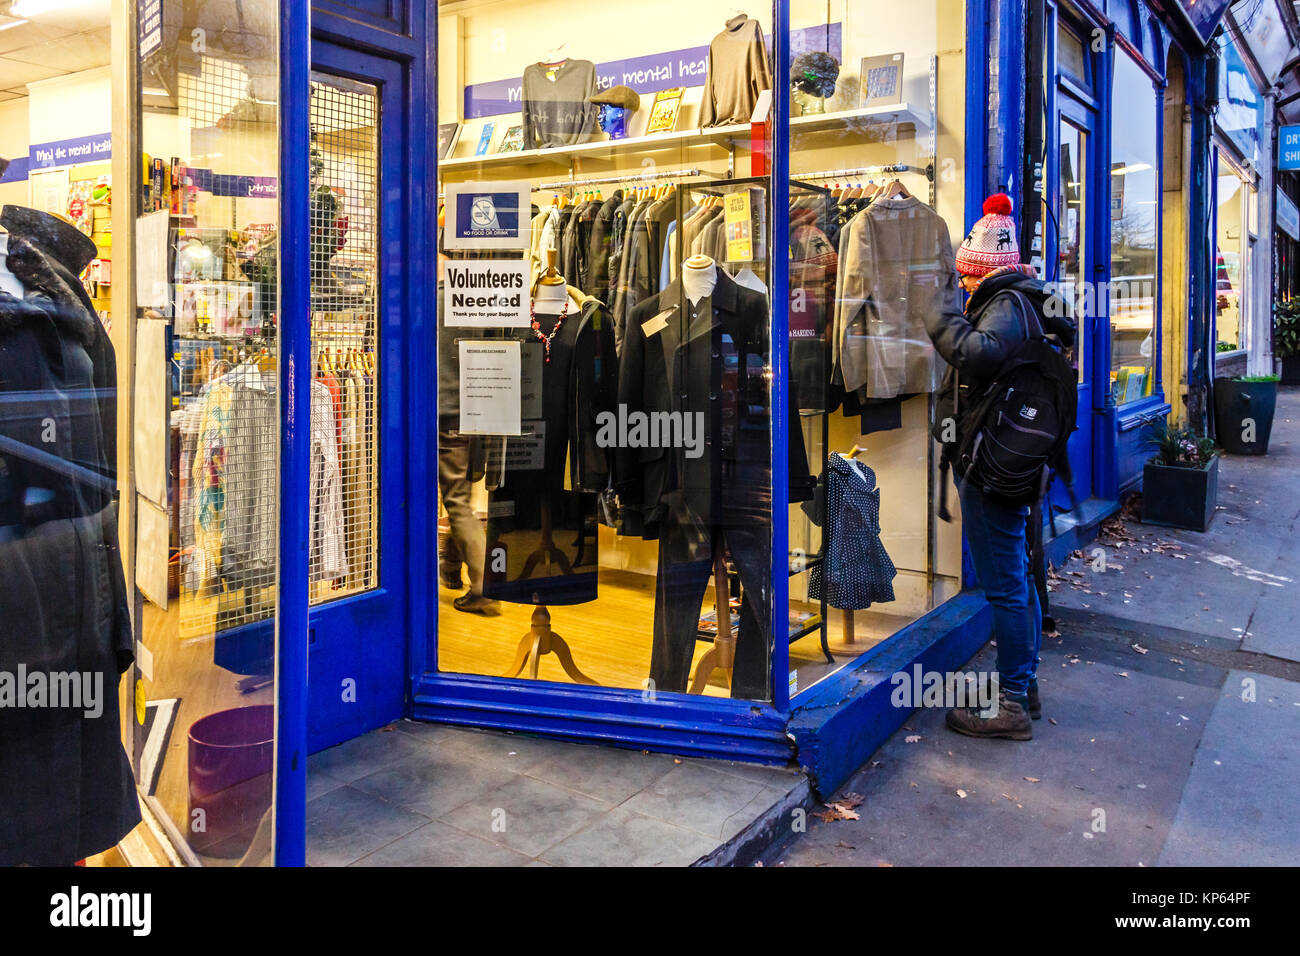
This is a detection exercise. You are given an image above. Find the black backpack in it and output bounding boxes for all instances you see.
[937,290,1076,516]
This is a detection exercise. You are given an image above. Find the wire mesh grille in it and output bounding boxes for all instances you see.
[172,55,280,641]
[308,74,380,603]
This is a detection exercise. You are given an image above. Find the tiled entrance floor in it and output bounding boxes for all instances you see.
[306,720,806,866]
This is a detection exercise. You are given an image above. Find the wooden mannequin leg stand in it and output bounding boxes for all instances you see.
[689,547,735,694]
[505,605,597,684]
[518,501,573,579]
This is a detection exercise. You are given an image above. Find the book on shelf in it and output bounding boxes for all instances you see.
[645,87,685,135]
[437,122,461,159]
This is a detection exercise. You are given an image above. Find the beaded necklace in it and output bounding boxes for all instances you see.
[529,296,570,363]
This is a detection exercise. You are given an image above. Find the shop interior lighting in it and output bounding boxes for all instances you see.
[1111,163,1153,175]
[0,17,27,30]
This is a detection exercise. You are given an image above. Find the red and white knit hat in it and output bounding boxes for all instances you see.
[956,193,1019,277]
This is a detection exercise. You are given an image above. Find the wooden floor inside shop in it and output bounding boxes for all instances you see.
[138,595,275,867]
[437,569,742,696]
[436,569,918,698]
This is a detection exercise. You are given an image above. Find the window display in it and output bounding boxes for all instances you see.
[783,0,965,692]
[1109,51,1159,404]
[1215,154,1247,351]
[437,1,788,699]
[435,0,966,702]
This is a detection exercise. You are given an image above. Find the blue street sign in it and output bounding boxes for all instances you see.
[1280,125,1300,170]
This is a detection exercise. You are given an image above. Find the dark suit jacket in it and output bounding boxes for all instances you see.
[586,191,623,297]
[616,270,811,539]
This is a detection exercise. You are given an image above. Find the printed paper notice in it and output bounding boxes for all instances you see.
[444,260,530,327]
[724,190,753,263]
[459,340,521,435]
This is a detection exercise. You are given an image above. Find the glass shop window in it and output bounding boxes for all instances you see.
[784,0,966,694]
[1108,52,1159,404]
[1215,154,1247,351]
[435,0,779,701]
[132,2,284,864]
[0,2,128,867]
[1056,23,1089,86]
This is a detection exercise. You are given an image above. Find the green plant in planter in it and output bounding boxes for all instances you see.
[1275,300,1300,360]
[1234,374,1280,383]
[1216,340,1237,353]
[1148,422,1217,469]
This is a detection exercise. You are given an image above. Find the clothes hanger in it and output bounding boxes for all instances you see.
[880,177,910,200]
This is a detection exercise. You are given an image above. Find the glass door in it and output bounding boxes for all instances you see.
[302,46,408,750]
[1047,94,1097,506]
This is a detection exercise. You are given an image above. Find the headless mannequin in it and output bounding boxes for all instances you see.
[532,274,580,314]
[677,255,737,693]
[682,254,717,305]
[501,249,596,684]
[0,233,25,299]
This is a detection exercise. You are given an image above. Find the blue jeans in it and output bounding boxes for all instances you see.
[957,480,1041,699]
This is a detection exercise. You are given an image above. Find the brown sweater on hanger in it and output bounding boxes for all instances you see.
[700,14,773,128]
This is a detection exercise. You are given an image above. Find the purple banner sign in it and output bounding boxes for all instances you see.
[465,23,842,120]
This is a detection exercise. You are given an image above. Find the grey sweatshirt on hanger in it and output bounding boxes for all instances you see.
[522,59,600,149]
[700,14,773,128]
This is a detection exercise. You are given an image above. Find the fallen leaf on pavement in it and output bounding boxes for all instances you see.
[956,789,968,799]
[1048,717,1058,725]
[1024,776,1040,783]
[904,735,922,743]
[1116,671,1130,678]
[1132,644,1148,654]
[813,802,861,822]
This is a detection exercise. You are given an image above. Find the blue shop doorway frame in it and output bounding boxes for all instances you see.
[274,0,1005,863]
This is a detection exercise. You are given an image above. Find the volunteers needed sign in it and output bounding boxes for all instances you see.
[444,260,529,327]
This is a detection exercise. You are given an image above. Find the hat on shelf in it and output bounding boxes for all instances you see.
[589,85,640,111]
[956,193,1020,277]
[791,51,840,98]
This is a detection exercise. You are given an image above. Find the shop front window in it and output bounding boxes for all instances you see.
[0,3,129,866]
[133,2,282,864]
[435,0,777,700]
[1108,52,1159,404]
[1216,154,1247,350]
[784,0,966,693]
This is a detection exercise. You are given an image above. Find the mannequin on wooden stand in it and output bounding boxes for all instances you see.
[503,249,596,685]
[675,255,738,695]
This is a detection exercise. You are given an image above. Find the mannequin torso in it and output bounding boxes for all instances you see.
[682,255,717,305]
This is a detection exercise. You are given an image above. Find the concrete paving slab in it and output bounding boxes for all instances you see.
[769,634,1220,867]
[1157,671,1300,867]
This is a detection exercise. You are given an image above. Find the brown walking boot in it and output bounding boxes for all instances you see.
[945,693,1033,740]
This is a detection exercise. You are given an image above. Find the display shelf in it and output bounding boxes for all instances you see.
[438,103,927,179]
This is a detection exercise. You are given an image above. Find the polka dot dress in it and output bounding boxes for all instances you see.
[808,453,897,610]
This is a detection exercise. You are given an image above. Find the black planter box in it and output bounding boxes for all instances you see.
[1282,357,1300,386]
[1214,377,1277,455]
[1142,458,1218,532]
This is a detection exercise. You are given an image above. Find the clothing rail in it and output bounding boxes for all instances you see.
[534,167,722,191]
[793,164,925,180]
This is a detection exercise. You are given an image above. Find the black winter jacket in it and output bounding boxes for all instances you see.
[0,207,140,865]
[924,269,1075,382]
[924,268,1075,453]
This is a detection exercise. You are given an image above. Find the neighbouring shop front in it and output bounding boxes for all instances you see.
[0,0,1237,868]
